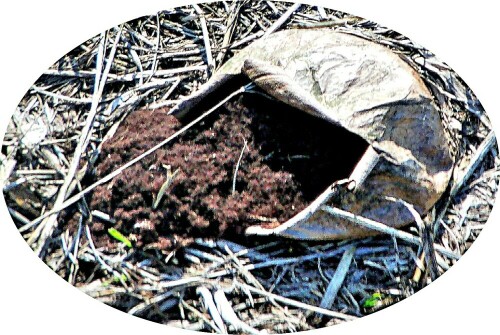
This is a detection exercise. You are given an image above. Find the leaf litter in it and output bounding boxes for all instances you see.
[1,1,498,333]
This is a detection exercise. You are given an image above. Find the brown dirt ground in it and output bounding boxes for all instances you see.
[85,95,368,250]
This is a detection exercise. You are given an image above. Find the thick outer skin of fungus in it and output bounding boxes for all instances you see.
[171,28,455,240]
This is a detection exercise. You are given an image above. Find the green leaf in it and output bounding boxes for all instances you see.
[102,273,128,287]
[107,228,133,248]
[113,273,128,283]
[363,292,383,308]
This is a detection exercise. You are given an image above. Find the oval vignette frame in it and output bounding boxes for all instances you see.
[0,1,499,335]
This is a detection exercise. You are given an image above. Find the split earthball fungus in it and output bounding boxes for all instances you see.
[169,28,454,240]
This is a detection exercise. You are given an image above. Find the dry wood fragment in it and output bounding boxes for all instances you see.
[319,246,356,310]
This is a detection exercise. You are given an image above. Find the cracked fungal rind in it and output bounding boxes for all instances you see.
[171,28,454,240]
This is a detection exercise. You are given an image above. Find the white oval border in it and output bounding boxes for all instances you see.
[0,1,498,335]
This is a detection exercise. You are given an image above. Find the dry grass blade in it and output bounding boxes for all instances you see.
[264,2,302,35]
[321,205,460,260]
[213,288,264,335]
[153,166,180,209]
[433,131,497,238]
[232,137,248,195]
[394,198,439,281]
[29,28,123,256]
[234,281,356,321]
[222,244,296,322]
[31,86,93,104]
[128,291,175,316]
[216,1,244,65]
[197,286,227,333]
[193,4,215,75]
[319,246,356,310]
[451,131,496,198]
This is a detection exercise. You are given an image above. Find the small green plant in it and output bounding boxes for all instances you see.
[107,228,133,248]
[102,273,128,287]
[363,292,384,308]
[113,273,128,283]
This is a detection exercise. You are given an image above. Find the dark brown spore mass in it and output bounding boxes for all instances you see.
[88,96,367,250]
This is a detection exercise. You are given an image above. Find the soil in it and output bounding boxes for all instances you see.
[86,95,368,250]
